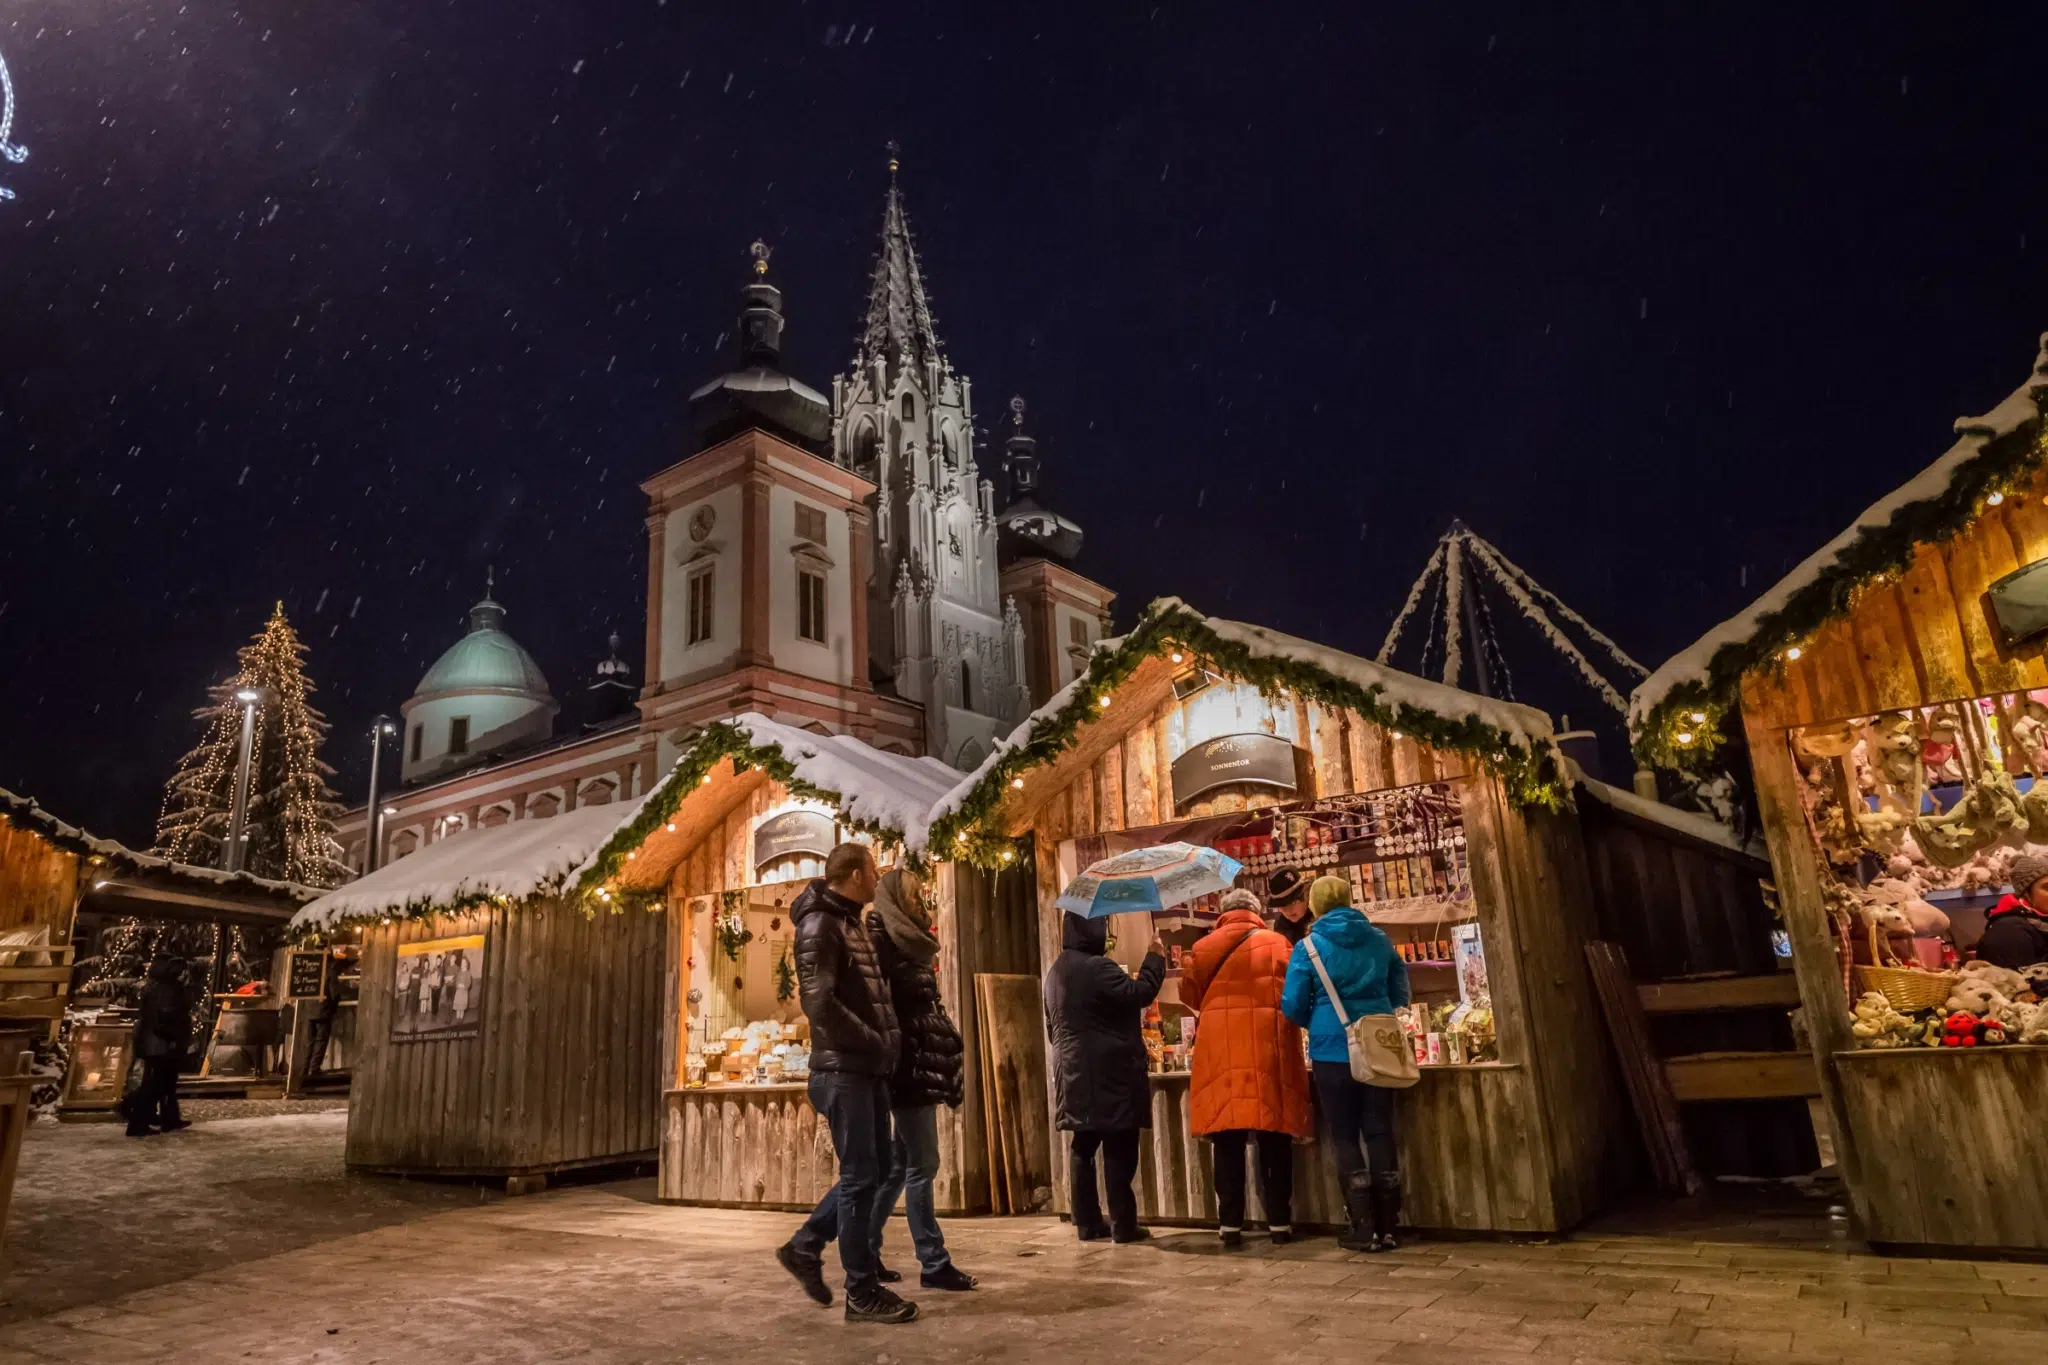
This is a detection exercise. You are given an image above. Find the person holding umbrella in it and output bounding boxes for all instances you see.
[1045,842,1236,1243]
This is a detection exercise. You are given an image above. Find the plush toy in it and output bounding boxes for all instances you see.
[2020,1002,2048,1045]
[1862,878,1951,937]
[1849,991,1913,1046]
[1942,1011,1981,1047]
[1942,977,2007,1018]
[1958,960,2028,1000]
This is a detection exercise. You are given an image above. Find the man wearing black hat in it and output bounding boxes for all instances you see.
[1266,868,1312,946]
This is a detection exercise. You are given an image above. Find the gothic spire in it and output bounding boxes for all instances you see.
[859,143,942,381]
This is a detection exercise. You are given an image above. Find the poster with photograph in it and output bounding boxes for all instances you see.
[390,934,485,1041]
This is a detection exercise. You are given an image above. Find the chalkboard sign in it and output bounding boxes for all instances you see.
[287,950,328,999]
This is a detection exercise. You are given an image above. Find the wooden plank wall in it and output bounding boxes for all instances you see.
[657,781,991,1215]
[1833,1048,2048,1251]
[1021,694,1621,1233]
[345,901,666,1177]
[1735,468,2048,1250]
[0,824,79,939]
[660,1087,839,1207]
[1738,461,2048,732]
[1578,805,1776,982]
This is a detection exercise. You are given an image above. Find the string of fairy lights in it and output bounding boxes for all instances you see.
[0,45,29,201]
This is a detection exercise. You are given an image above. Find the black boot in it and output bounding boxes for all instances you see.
[1337,1172,1375,1253]
[1370,1171,1404,1253]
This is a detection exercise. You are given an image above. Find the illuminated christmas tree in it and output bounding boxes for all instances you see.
[154,603,349,887]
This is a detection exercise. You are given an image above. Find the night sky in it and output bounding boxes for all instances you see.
[6,4,2047,846]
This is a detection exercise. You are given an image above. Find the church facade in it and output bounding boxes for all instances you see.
[334,167,1110,871]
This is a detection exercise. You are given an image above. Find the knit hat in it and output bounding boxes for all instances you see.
[2012,854,2048,900]
[1308,875,1353,915]
[1218,888,1263,915]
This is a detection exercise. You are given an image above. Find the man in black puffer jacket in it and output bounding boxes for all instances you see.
[789,868,977,1293]
[776,845,919,1325]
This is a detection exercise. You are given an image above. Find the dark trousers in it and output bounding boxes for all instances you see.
[1069,1128,1141,1235]
[1312,1060,1397,1185]
[791,1071,893,1296]
[125,1056,183,1133]
[303,1015,334,1077]
[1210,1129,1295,1230]
[794,1103,954,1276]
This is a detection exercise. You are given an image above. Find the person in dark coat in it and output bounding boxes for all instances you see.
[1044,911,1165,1243]
[776,844,918,1325]
[1979,854,2048,984]
[123,957,192,1137]
[793,868,976,1292]
[1265,868,1312,947]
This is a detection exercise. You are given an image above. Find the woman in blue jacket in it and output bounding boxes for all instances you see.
[1281,875,1410,1252]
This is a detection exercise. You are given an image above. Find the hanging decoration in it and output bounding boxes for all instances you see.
[1379,521,1648,716]
[0,46,28,201]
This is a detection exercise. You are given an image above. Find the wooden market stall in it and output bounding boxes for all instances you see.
[1631,336,2048,1253]
[577,713,1035,1215]
[925,600,1632,1236]
[291,804,668,1184]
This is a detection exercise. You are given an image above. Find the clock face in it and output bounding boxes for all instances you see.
[688,505,716,543]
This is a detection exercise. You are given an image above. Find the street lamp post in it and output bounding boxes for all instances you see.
[365,716,398,873]
[224,686,263,873]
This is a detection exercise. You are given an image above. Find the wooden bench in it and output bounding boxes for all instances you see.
[0,943,75,1036]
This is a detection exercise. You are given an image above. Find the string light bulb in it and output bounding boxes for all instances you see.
[1989,492,2006,506]
[1097,694,1111,709]
[1689,711,1707,725]
[1011,776,1025,789]
[1169,650,1184,664]
[1675,731,1695,746]
[1785,646,1802,661]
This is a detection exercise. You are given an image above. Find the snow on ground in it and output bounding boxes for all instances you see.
[1,1105,503,1323]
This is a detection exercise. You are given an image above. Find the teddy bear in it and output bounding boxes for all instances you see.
[1942,1011,1982,1047]
[2020,1001,2048,1044]
[1957,960,2028,1000]
[1943,977,2008,1018]
[1849,991,1912,1047]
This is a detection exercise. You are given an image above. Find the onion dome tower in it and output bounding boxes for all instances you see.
[995,396,1085,566]
[686,241,833,456]
[398,572,559,783]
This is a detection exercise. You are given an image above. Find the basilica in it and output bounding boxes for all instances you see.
[334,164,1112,869]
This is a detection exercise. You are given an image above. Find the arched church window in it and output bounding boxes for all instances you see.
[852,422,879,473]
[961,661,973,711]
[941,425,958,467]
[900,393,915,422]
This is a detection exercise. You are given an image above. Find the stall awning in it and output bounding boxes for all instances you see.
[291,799,645,934]
[1,786,319,924]
[1631,334,2048,756]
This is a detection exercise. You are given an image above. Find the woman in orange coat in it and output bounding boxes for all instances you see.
[1180,887,1312,1247]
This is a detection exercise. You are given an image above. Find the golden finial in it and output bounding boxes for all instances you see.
[750,239,771,277]
[1010,395,1027,429]
[886,140,901,178]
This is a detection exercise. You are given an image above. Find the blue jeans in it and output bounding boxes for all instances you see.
[790,1071,893,1295]
[794,1103,953,1277]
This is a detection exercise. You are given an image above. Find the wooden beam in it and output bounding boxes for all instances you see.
[1663,1050,1822,1102]
[1636,974,1802,1015]
[1584,940,1701,1196]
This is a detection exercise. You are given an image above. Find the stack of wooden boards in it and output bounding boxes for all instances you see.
[973,973,1052,1214]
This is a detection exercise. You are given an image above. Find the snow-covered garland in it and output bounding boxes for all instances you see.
[929,599,1571,870]
[1464,537,1632,713]
[1376,537,1447,666]
[573,720,917,898]
[1633,420,2048,774]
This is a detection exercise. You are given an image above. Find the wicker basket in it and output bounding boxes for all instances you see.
[1853,964,1956,1013]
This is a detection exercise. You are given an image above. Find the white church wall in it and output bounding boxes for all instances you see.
[1050,602,1100,692]
[400,691,553,783]
[660,483,742,683]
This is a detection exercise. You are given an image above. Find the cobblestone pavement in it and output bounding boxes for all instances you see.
[4,1111,2045,1364]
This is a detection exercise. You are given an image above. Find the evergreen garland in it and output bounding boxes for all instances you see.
[1634,416,2048,772]
[927,598,1571,870]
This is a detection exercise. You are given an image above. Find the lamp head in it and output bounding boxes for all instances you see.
[233,687,262,704]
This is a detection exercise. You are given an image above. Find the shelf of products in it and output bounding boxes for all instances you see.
[1126,780,1498,1071]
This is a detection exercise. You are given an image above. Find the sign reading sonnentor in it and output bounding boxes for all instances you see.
[1169,732,1300,806]
[753,809,837,872]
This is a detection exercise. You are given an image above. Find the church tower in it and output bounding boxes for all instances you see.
[831,150,1028,767]
[995,398,1116,707]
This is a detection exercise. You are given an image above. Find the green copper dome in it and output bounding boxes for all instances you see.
[412,595,554,700]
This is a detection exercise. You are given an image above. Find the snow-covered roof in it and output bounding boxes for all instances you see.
[290,800,644,932]
[1632,335,2048,732]
[0,786,320,903]
[1574,774,1765,863]
[928,598,1562,855]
